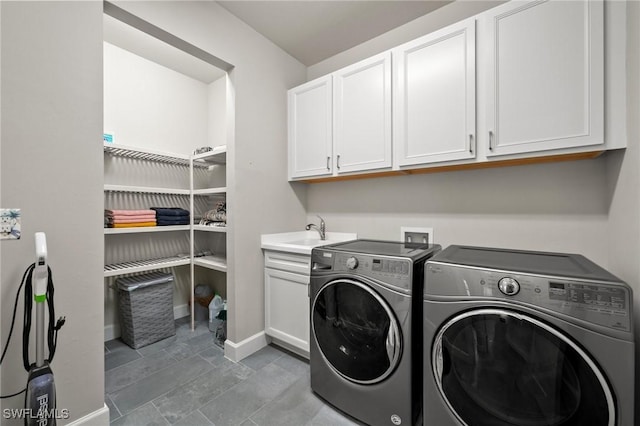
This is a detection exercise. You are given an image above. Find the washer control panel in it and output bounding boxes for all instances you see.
[498,277,520,296]
[425,263,632,332]
[314,251,414,292]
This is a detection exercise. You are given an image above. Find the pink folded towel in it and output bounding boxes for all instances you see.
[105,209,156,217]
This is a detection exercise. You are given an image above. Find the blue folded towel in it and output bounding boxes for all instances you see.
[150,207,190,217]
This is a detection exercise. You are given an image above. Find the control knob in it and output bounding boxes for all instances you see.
[498,277,520,296]
[346,256,359,270]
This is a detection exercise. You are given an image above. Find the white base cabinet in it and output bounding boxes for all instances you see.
[263,250,311,358]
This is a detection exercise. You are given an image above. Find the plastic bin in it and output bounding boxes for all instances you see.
[117,272,176,349]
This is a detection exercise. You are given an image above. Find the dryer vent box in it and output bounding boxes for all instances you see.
[401,227,433,244]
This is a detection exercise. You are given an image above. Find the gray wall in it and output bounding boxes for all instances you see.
[0,1,104,423]
[111,1,308,344]
[606,0,640,417]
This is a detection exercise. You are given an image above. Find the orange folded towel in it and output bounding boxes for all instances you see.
[111,222,157,228]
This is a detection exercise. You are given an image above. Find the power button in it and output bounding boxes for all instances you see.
[498,277,520,296]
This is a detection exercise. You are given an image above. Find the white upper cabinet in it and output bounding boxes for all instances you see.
[394,19,476,167]
[333,51,392,174]
[482,0,604,157]
[288,75,333,179]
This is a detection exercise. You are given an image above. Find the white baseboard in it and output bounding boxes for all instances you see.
[104,304,190,342]
[66,403,110,426]
[224,331,269,362]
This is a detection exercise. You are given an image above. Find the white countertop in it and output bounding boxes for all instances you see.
[261,231,357,255]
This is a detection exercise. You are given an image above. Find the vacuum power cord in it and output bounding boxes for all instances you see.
[0,263,34,399]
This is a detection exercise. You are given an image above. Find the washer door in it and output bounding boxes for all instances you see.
[433,308,615,426]
[312,278,401,384]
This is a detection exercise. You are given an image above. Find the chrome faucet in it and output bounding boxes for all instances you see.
[306,215,326,240]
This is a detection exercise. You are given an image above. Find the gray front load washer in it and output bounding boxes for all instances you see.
[423,245,635,426]
[310,240,440,426]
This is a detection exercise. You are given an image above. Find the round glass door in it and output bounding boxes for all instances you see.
[433,309,614,426]
[312,279,401,384]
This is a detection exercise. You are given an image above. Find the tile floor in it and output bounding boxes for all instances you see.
[104,317,360,425]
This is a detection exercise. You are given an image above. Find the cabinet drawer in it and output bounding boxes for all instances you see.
[264,250,311,275]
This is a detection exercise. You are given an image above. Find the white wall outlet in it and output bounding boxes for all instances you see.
[0,209,21,240]
[401,226,433,245]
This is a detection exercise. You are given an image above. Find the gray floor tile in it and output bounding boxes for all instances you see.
[164,332,219,361]
[239,419,259,426]
[199,362,298,425]
[136,335,179,357]
[239,345,284,371]
[153,363,254,424]
[250,375,324,426]
[111,402,170,426]
[172,410,214,426]
[105,338,134,352]
[105,345,142,371]
[197,346,234,369]
[307,405,361,426]
[106,350,178,395]
[272,350,309,378]
[111,355,213,415]
[106,395,121,423]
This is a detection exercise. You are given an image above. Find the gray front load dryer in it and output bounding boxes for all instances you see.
[310,240,440,426]
[423,245,635,426]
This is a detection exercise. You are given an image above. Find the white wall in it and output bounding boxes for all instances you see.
[208,76,227,148]
[110,1,308,347]
[0,1,104,424]
[104,41,209,153]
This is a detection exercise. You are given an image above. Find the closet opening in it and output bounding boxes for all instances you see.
[102,3,234,352]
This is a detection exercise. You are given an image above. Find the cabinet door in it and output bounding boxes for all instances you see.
[333,52,392,174]
[484,0,603,157]
[394,19,476,167]
[288,76,333,179]
[264,268,310,354]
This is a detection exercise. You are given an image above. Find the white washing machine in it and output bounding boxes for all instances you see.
[423,245,635,426]
[310,239,440,426]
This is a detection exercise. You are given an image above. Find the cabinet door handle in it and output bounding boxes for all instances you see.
[326,156,330,170]
[488,131,494,151]
[469,134,474,154]
[336,154,341,169]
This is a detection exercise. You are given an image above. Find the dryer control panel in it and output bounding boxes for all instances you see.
[425,262,632,333]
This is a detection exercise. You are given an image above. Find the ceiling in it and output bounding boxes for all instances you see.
[103,1,452,83]
[217,1,452,66]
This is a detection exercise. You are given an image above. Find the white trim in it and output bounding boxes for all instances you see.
[224,331,269,362]
[66,403,110,426]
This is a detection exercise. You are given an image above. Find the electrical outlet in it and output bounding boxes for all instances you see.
[0,209,21,240]
[401,226,433,245]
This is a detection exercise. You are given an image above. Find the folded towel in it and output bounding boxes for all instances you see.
[111,221,157,228]
[157,219,190,226]
[107,215,157,223]
[156,214,190,221]
[105,209,156,217]
[150,207,190,217]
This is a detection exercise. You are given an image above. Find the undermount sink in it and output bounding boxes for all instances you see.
[261,231,357,255]
[286,239,334,246]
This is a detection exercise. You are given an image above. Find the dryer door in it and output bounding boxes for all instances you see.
[432,308,615,426]
[312,278,401,384]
